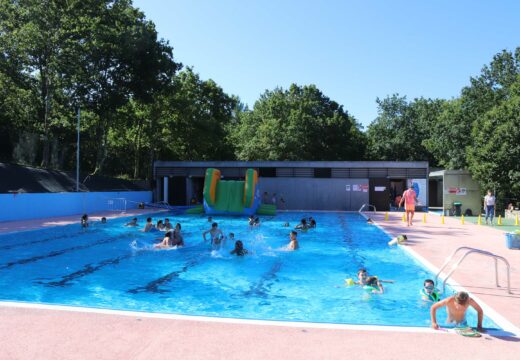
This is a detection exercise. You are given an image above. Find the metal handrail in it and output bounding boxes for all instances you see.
[434,246,511,294]
[358,203,377,213]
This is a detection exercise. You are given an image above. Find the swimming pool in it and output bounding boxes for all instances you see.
[0,212,498,328]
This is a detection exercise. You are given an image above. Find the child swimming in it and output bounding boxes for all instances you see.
[363,276,384,294]
[230,240,249,256]
[421,279,440,302]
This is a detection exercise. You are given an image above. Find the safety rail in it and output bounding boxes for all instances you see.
[434,246,511,294]
[358,204,377,213]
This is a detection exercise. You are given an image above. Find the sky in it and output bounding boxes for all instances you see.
[133,0,520,128]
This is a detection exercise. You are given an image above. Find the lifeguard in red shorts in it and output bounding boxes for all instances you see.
[399,184,417,226]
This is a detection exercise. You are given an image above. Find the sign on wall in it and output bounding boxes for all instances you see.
[447,187,467,195]
[409,179,427,205]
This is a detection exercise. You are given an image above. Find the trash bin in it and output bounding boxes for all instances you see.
[453,202,462,216]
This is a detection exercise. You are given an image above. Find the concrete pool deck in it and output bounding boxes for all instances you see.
[0,208,168,234]
[1,211,519,359]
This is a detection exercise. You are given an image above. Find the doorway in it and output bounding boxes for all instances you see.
[389,179,406,210]
[369,178,390,211]
[169,176,187,205]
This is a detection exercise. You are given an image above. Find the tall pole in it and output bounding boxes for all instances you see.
[76,106,80,192]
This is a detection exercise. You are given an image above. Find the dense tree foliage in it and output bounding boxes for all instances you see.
[0,0,519,205]
[366,95,443,164]
[231,84,365,160]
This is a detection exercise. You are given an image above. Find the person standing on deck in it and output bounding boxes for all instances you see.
[483,190,496,225]
[399,183,417,226]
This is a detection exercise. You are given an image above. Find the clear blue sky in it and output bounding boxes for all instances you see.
[133,0,520,128]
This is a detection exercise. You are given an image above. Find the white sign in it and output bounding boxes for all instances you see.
[346,185,351,191]
[353,184,361,192]
[375,186,386,192]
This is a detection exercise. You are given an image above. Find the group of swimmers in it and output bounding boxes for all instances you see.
[351,269,484,331]
[80,214,106,228]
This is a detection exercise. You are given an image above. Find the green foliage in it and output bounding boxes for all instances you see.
[422,99,469,169]
[467,78,520,199]
[366,95,441,163]
[231,84,365,160]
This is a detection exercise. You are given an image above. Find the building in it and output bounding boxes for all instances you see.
[153,161,429,211]
[429,169,482,216]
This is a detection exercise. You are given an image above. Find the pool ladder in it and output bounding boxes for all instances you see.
[434,246,512,294]
[359,204,377,213]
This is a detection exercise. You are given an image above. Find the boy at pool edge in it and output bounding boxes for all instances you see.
[430,291,484,331]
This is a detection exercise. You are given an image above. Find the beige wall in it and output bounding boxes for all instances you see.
[443,171,482,215]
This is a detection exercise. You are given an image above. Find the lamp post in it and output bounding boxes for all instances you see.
[76,106,80,192]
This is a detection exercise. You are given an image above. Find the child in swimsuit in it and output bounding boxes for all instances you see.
[430,291,483,331]
[421,279,440,302]
[230,240,249,256]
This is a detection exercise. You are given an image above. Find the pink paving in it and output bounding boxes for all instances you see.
[1,211,519,360]
[0,208,167,234]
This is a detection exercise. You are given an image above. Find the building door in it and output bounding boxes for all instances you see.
[369,178,390,211]
[169,176,187,205]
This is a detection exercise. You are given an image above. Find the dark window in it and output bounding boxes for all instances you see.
[314,168,331,178]
[259,167,276,177]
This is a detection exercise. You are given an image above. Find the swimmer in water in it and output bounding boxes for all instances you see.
[207,216,213,223]
[154,232,173,249]
[142,217,154,232]
[125,218,138,227]
[203,222,225,247]
[171,223,184,247]
[81,214,89,228]
[100,217,107,224]
[295,218,309,231]
[156,220,165,231]
[308,217,316,228]
[357,268,368,285]
[164,218,173,230]
[248,215,260,226]
[286,230,299,250]
[230,240,249,256]
[364,276,384,294]
[421,279,440,302]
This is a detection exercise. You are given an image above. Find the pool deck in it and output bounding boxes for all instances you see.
[1,211,519,359]
[0,208,167,234]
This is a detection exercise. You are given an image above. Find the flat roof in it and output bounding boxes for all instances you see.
[155,161,429,169]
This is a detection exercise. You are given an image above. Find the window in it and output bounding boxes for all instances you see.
[314,168,331,178]
[259,167,276,177]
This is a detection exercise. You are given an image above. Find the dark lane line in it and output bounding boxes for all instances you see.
[338,214,365,270]
[0,232,80,251]
[127,257,200,294]
[0,234,132,270]
[38,253,137,287]
[241,259,283,298]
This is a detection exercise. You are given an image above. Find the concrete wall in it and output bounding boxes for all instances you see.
[258,178,369,211]
[0,191,152,222]
[443,172,481,215]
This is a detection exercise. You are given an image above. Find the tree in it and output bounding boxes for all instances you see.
[366,95,440,163]
[467,78,520,200]
[422,99,468,169]
[231,84,365,160]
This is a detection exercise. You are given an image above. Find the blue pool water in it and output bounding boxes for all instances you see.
[0,212,498,328]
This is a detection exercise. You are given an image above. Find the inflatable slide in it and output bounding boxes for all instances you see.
[202,168,262,216]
